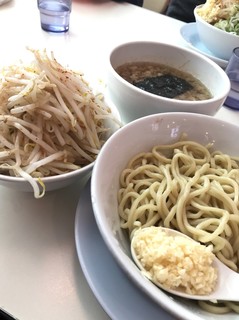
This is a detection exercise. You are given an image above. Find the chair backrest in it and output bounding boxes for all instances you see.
[143,0,168,13]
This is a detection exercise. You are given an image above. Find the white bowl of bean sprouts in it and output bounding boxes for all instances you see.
[107,41,230,124]
[194,2,239,61]
[91,112,239,319]
[0,48,122,198]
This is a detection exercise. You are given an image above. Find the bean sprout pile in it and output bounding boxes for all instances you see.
[0,48,121,198]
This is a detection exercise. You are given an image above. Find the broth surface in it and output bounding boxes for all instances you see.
[115,62,212,101]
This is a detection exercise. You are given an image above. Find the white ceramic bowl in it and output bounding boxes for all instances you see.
[107,41,230,124]
[91,112,239,320]
[194,5,239,61]
[0,99,121,196]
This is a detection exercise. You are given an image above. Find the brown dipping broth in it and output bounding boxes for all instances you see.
[115,62,212,101]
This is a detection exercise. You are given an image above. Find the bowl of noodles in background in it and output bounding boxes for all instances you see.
[0,48,121,198]
[107,40,230,124]
[91,112,239,320]
[194,0,239,61]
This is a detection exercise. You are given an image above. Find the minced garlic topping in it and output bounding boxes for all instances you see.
[132,227,218,295]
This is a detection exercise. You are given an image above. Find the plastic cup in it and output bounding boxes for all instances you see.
[37,0,72,33]
[224,47,239,110]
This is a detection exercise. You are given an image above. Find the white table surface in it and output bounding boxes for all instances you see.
[0,1,239,320]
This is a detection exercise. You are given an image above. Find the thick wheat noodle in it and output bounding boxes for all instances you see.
[118,139,239,314]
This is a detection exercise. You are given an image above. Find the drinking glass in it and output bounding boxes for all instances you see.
[37,0,72,33]
[224,47,239,110]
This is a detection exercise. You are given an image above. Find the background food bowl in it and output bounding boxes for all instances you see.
[107,41,230,124]
[91,112,239,320]
[0,98,121,197]
[194,5,239,61]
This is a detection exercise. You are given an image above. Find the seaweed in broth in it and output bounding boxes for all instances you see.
[134,74,193,98]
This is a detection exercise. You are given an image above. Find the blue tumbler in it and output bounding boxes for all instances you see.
[38,0,72,32]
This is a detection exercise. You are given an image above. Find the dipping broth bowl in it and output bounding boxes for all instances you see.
[107,41,230,124]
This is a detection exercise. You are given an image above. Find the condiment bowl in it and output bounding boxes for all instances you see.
[194,5,239,61]
[91,112,239,319]
[107,41,230,123]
